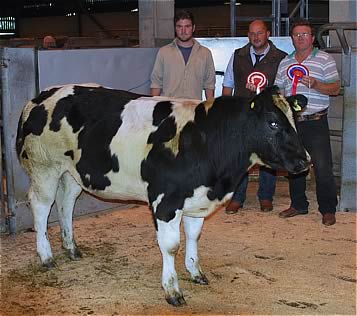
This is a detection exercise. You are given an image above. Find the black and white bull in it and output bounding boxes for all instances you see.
[16,84,310,306]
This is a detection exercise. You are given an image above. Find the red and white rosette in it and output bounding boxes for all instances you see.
[287,64,309,95]
[247,71,267,94]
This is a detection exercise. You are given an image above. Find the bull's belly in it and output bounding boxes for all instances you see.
[70,167,149,202]
[182,186,233,218]
[87,182,148,202]
[101,180,148,202]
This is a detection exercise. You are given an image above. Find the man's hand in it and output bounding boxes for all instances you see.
[300,75,316,89]
[301,76,340,96]
[151,88,161,96]
[246,82,257,92]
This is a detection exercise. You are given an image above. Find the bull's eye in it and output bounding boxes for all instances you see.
[269,121,279,129]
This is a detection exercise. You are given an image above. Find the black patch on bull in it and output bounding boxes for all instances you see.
[111,154,119,172]
[148,101,176,144]
[142,115,235,224]
[148,117,177,144]
[64,150,74,160]
[24,105,48,136]
[50,86,143,133]
[16,112,25,158]
[48,86,142,191]
[152,101,173,126]
[76,116,122,190]
[31,88,59,105]
[16,105,48,158]
[21,150,29,160]
[142,87,309,225]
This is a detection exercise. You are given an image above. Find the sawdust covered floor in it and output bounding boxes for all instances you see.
[1,180,356,315]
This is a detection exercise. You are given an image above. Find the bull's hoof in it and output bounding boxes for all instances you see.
[192,274,209,285]
[166,294,187,306]
[42,258,57,269]
[67,247,83,260]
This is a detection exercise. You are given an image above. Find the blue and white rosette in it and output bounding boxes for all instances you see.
[287,64,309,95]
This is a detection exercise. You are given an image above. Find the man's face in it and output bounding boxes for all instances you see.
[175,19,195,42]
[291,25,315,51]
[248,22,270,50]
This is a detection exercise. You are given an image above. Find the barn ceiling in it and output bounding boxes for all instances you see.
[1,0,328,18]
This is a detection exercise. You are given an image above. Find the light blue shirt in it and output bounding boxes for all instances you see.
[223,44,271,88]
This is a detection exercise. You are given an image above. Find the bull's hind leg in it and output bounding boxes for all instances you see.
[55,172,82,260]
[156,209,185,306]
[28,171,61,268]
[183,216,208,285]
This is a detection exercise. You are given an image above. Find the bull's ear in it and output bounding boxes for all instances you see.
[286,94,308,112]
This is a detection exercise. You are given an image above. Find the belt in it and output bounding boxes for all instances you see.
[296,109,328,122]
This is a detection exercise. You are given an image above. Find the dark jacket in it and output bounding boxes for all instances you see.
[233,40,287,99]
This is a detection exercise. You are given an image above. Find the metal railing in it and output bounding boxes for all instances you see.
[317,22,357,87]
[317,22,357,54]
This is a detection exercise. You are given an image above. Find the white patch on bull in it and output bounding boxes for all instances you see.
[248,152,269,169]
[141,96,201,105]
[44,83,103,91]
[152,193,164,214]
[20,115,84,193]
[84,173,91,184]
[139,96,201,156]
[183,186,233,218]
[171,100,197,131]
[165,100,200,156]
[203,98,215,113]
[272,94,311,162]
[103,99,159,201]
[272,94,297,131]
[23,85,78,127]
[182,216,205,281]
[156,209,183,300]
[20,101,40,123]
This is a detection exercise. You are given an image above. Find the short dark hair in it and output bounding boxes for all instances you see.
[290,19,315,36]
[174,10,195,26]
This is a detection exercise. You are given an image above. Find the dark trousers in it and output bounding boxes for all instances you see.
[232,167,276,204]
[289,115,337,214]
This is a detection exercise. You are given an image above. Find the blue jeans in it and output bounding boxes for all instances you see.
[232,167,276,205]
[288,115,337,214]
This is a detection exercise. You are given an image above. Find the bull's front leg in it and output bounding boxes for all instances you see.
[156,209,185,306]
[183,216,208,285]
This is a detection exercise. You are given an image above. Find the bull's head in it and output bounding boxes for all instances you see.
[248,86,311,174]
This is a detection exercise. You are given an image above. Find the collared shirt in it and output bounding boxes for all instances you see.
[274,48,340,115]
[223,44,270,88]
[150,38,216,100]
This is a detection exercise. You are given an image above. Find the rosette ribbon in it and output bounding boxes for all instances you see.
[287,64,309,95]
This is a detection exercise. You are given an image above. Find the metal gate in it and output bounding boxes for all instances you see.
[0,47,159,233]
[317,22,357,212]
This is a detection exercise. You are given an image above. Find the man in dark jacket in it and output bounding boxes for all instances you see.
[222,20,287,214]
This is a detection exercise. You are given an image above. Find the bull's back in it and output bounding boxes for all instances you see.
[16,85,193,202]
